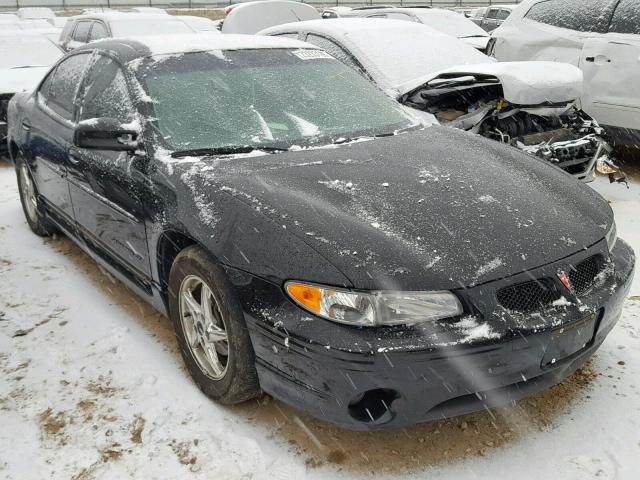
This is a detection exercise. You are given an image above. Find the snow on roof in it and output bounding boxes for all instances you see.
[74,12,181,22]
[125,33,317,56]
[260,19,489,91]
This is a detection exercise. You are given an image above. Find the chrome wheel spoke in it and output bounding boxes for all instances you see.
[207,323,228,342]
[181,290,201,320]
[178,275,230,381]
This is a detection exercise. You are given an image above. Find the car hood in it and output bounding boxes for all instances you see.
[181,127,611,291]
[0,66,50,96]
[395,61,583,105]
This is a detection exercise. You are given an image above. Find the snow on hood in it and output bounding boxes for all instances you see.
[462,36,490,51]
[396,61,584,105]
[176,127,611,291]
[0,66,50,95]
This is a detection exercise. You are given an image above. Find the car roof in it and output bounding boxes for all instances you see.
[75,33,317,63]
[261,17,445,38]
[71,12,182,23]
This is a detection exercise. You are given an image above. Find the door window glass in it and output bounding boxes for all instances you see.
[524,0,616,33]
[305,34,365,75]
[496,9,511,20]
[72,21,92,43]
[80,56,135,122]
[486,8,499,19]
[609,0,640,34]
[89,22,108,41]
[45,53,91,121]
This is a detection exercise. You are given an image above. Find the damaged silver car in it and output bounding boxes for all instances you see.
[260,19,613,181]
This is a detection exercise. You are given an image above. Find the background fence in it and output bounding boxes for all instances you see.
[0,0,522,12]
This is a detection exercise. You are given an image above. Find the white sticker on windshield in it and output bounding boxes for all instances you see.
[291,49,334,61]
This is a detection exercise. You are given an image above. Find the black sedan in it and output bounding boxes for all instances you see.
[6,34,635,431]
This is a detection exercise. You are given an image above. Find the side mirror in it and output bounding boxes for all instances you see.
[74,118,141,151]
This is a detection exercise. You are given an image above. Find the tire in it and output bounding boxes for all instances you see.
[15,155,56,237]
[168,245,260,404]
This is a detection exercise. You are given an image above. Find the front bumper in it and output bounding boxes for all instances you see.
[230,239,634,431]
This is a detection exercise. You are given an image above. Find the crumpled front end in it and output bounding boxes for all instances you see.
[401,73,613,182]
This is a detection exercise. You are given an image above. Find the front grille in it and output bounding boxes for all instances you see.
[569,255,602,296]
[496,279,560,313]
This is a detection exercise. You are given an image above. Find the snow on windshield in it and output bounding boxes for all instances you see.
[416,10,488,38]
[0,35,62,69]
[136,49,415,152]
[110,19,194,37]
[347,27,491,88]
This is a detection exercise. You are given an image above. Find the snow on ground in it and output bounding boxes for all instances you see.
[0,162,639,479]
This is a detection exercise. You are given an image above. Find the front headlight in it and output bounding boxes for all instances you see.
[606,221,617,252]
[285,282,463,326]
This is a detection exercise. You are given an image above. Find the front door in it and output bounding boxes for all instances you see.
[26,53,92,228]
[67,54,152,279]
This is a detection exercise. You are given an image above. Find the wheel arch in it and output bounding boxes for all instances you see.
[156,229,199,301]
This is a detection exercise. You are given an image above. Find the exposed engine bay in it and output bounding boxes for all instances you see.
[401,74,623,182]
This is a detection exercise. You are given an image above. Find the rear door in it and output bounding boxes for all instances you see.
[481,8,500,31]
[67,53,152,279]
[579,0,640,131]
[25,53,92,228]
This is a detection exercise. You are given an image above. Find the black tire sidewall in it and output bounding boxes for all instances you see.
[168,246,260,404]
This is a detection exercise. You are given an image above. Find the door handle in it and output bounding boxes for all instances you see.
[586,56,611,63]
[21,121,31,131]
[68,147,82,165]
[585,56,595,62]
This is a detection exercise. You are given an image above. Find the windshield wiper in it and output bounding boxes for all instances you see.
[461,34,489,38]
[171,145,286,158]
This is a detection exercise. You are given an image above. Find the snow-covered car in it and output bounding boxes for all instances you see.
[1,31,62,154]
[7,34,634,431]
[489,0,640,148]
[472,4,515,32]
[354,7,491,51]
[58,13,196,51]
[221,0,319,34]
[16,7,55,22]
[130,7,169,15]
[261,19,609,181]
[178,15,223,33]
[321,6,354,19]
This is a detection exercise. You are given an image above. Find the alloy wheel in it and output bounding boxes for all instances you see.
[178,275,230,380]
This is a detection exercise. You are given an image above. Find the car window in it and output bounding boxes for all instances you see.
[44,53,91,121]
[497,9,511,20]
[89,22,108,41]
[72,21,92,42]
[305,34,365,76]
[80,55,135,122]
[486,8,499,19]
[524,0,616,33]
[609,0,640,34]
[38,68,55,104]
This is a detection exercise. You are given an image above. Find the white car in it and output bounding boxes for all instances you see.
[58,13,196,51]
[489,0,640,147]
[354,7,491,51]
[260,19,610,181]
[221,1,319,34]
[0,31,63,154]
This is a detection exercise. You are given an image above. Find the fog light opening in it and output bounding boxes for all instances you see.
[348,388,399,424]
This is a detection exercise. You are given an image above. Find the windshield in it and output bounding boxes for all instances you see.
[0,35,62,68]
[416,11,488,38]
[110,19,194,36]
[348,27,492,88]
[134,49,416,152]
